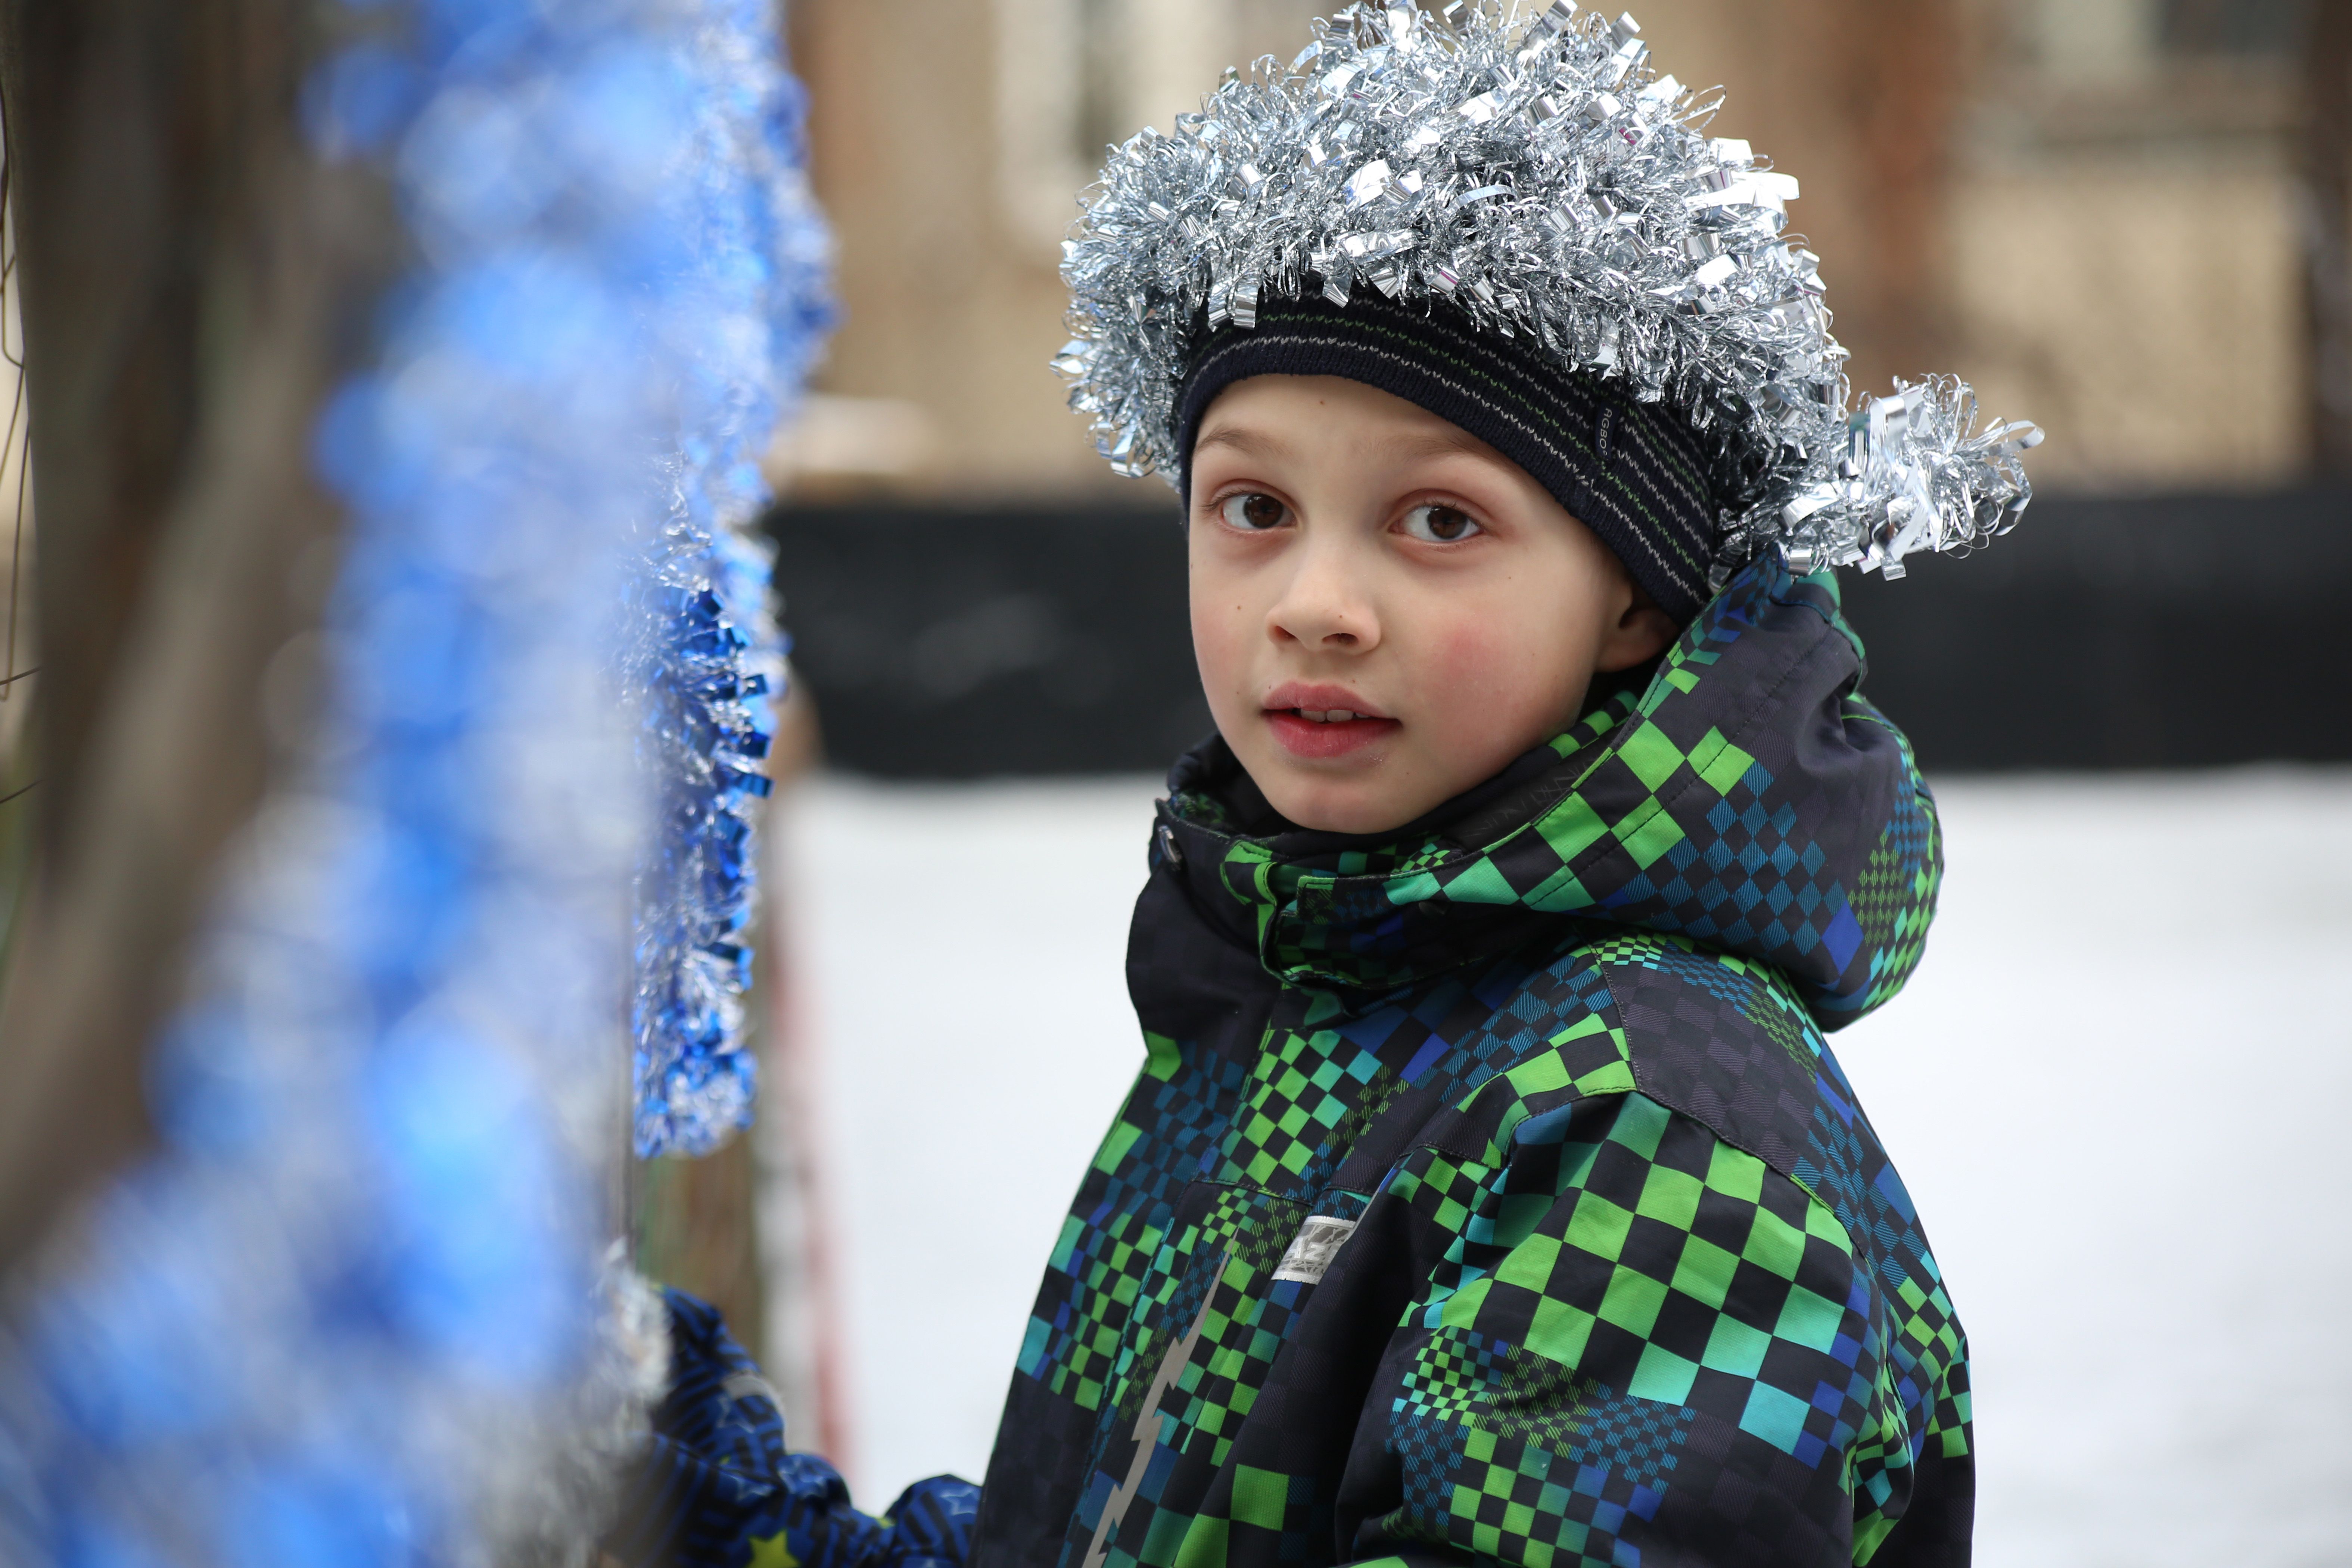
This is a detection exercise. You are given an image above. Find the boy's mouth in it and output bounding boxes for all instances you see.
[1262,686,1399,760]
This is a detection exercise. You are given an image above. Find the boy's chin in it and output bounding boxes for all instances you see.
[1258,768,1443,837]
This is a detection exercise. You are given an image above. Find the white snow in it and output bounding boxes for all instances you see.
[769,777,1160,1502]
[774,768,2352,1565]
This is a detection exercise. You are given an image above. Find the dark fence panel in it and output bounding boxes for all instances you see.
[1837,486,2352,770]
[768,500,1205,778]
[767,487,2352,780]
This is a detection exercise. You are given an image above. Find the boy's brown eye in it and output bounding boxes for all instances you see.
[1219,492,1289,531]
[1401,504,1483,543]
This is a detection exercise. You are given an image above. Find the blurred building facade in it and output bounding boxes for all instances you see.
[781,0,2326,499]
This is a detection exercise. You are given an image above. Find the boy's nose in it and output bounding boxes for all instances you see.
[1266,548,1379,651]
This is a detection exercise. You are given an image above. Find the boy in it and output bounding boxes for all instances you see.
[973,6,2033,1567]
[619,6,2034,1566]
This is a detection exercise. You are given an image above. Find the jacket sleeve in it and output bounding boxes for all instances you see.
[1342,1091,1972,1568]
[605,1288,982,1568]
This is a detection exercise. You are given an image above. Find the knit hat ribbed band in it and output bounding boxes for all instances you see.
[1175,294,1720,623]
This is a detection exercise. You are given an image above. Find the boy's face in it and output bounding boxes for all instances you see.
[1188,374,1676,836]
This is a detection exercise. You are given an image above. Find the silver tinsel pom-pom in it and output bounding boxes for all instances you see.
[1055,1,2041,581]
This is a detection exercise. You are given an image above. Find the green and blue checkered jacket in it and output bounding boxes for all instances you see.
[972,558,1969,1568]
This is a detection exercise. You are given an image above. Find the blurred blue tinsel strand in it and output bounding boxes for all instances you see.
[0,0,830,1562]
[616,0,831,1161]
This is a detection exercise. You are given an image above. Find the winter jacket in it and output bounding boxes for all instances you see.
[971,558,1970,1568]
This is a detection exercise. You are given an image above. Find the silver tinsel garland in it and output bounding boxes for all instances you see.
[1055,0,2041,581]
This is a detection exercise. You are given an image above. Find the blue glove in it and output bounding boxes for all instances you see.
[605,1288,981,1568]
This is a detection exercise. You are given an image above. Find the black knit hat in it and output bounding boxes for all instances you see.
[1175,293,1720,623]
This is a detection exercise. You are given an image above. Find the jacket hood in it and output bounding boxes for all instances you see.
[1155,555,1941,1028]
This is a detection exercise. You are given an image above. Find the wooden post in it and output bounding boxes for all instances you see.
[0,0,397,1276]
[2306,0,2352,474]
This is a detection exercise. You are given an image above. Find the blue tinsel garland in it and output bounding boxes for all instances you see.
[626,0,831,1159]
[0,0,829,1560]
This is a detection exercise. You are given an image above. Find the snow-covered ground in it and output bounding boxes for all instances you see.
[772,768,2352,1566]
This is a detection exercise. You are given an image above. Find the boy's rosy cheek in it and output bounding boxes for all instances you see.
[1428,619,1518,704]
[1190,588,1251,691]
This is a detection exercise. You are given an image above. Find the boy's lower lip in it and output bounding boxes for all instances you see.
[1265,709,1400,759]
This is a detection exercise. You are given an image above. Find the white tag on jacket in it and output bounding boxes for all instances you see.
[1272,1216,1359,1284]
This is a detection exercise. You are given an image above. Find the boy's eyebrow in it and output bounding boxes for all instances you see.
[1193,424,1292,459]
[1385,427,1490,463]
[1194,424,1492,464]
